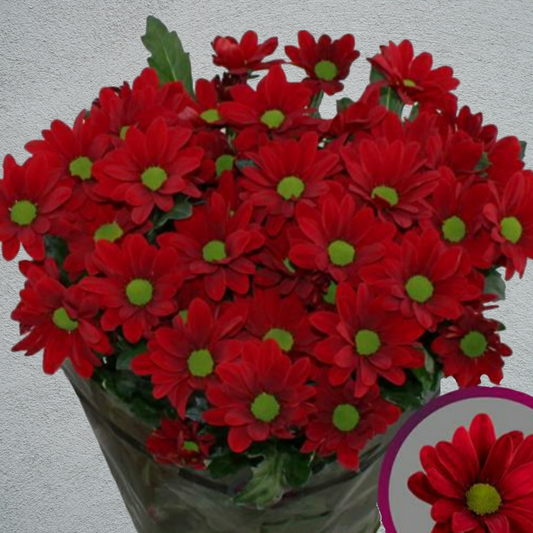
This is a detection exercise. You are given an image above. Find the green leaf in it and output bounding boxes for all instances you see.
[336,97,354,113]
[154,196,192,229]
[142,16,194,95]
[484,268,506,301]
[380,381,425,411]
[408,104,419,122]
[379,86,404,116]
[519,140,527,161]
[208,454,248,479]
[475,152,491,172]
[412,349,437,392]
[236,159,256,171]
[283,453,312,488]
[369,66,386,84]
[234,450,286,508]
[116,341,147,370]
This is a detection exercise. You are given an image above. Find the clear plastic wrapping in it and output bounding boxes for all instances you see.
[64,363,433,533]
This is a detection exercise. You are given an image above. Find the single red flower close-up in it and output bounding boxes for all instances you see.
[131,297,246,418]
[409,413,533,533]
[285,30,360,95]
[203,340,315,453]
[146,418,216,470]
[81,234,183,343]
[11,260,111,378]
[302,380,401,470]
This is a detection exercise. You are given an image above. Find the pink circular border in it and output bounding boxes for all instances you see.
[377,386,533,532]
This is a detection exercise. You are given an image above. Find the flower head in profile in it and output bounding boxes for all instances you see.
[409,414,533,533]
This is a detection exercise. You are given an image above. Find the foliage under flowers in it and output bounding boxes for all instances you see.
[2,16,530,506]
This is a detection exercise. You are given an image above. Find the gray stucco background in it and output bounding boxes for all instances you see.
[0,1,532,531]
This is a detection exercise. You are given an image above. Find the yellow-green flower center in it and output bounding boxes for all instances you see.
[260,109,285,129]
[405,275,434,303]
[94,222,124,242]
[466,483,502,516]
[332,404,361,432]
[202,240,227,262]
[187,348,215,378]
[216,154,235,176]
[460,331,488,359]
[10,200,37,226]
[355,329,381,356]
[69,156,93,181]
[52,307,79,332]
[277,176,305,200]
[126,279,154,307]
[314,60,338,81]
[328,240,356,267]
[251,393,280,423]
[141,166,168,191]
[263,328,294,352]
[371,185,399,206]
[442,216,467,243]
[500,216,523,244]
[182,440,200,452]
[403,79,417,87]
[200,108,221,124]
[119,125,130,140]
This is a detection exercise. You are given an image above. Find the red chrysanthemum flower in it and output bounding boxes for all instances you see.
[431,308,512,388]
[361,228,481,330]
[342,137,439,228]
[455,105,498,154]
[0,154,71,260]
[423,166,496,269]
[146,418,216,470]
[239,132,339,235]
[285,30,360,96]
[211,31,282,75]
[238,288,318,358]
[81,234,182,343]
[11,260,111,378]
[484,171,533,279]
[409,414,533,533]
[218,65,315,150]
[203,340,315,453]
[302,381,401,470]
[310,282,424,397]
[131,298,246,418]
[194,78,225,126]
[158,192,264,301]
[93,117,204,224]
[289,194,396,284]
[485,137,525,192]
[367,39,460,108]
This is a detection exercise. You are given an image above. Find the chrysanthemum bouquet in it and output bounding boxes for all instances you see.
[2,16,530,509]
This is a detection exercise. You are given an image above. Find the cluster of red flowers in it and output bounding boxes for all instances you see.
[2,29,529,472]
[409,414,533,533]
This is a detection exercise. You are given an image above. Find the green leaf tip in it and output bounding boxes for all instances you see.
[142,16,194,95]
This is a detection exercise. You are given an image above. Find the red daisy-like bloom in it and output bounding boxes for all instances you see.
[203,340,315,453]
[342,137,439,228]
[485,137,525,193]
[81,234,182,344]
[455,105,498,154]
[211,31,282,75]
[158,192,264,301]
[302,380,401,470]
[194,78,225,127]
[131,298,246,418]
[240,132,339,235]
[93,117,204,224]
[289,194,396,284]
[432,308,512,388]
[409,414,533,533]
[285,30,360,96]
[367,39,460,109]
[310,282,424,397]
[218,65,315,151]
[11,260,111,378]
[361,228,481,330]
[0,154,71,260]
[423,166,495,269]
[238,288,318,358]
[484,171,533,279]
[146,418,216,470]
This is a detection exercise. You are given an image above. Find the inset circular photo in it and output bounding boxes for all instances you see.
[378,387,533,533]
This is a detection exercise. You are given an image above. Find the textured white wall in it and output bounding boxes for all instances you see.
[0,1,532,532]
